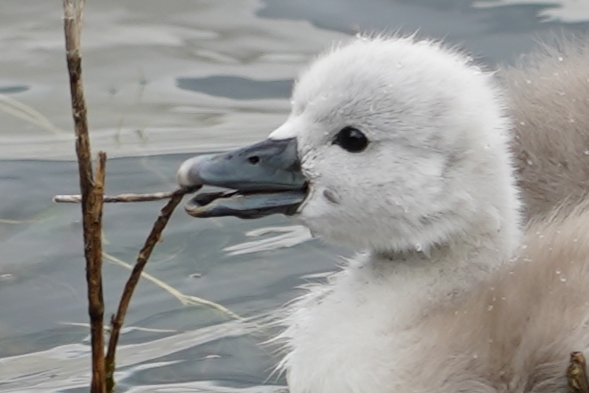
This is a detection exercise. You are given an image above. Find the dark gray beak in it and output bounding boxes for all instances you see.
[177,138,307,219]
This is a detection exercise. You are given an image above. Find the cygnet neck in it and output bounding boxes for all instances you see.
[365,227,517,303]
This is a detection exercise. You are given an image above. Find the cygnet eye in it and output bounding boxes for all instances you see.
[333,126,369,153]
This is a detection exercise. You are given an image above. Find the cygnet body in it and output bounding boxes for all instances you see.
[506,41,589,218]
[177,35,589,393]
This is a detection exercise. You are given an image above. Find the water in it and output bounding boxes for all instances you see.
[1,1,588,391]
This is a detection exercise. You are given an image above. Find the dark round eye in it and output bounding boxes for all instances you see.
[334,127,369,153]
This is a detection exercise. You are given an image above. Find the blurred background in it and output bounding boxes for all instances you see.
[1,1,588,391]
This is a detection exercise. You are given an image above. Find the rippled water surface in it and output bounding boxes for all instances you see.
[1,0,588,391]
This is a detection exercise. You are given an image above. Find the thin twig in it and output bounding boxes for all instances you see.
[0,93,69,136]
[103,251,242,320]
[104,186,197,392]
[63,1,106,393]
[53,190,184,203]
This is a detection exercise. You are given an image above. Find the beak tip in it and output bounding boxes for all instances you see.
[177,156,204,187]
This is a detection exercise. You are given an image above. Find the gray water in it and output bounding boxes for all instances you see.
[1,1,588,392]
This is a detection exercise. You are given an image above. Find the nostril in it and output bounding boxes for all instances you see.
[248,156,260,165]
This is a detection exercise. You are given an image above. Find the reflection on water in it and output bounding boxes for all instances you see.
[223,226,312,256]
[474,0,589,22]
[1,321,286,392]
[1,0,588,392]
[0,85,29,95]
[176,76,292,100]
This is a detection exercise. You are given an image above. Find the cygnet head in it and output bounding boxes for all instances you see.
[178,36,522,257]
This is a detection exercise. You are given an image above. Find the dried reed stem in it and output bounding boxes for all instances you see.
[104,186,198,392]
[63,1,106,392]
[53,190,183,203]
[62,2,208,392]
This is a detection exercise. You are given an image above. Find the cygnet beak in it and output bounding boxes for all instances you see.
[177,138,307,219]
